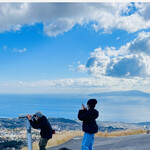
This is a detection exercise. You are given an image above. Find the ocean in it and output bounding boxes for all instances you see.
[0,94,93,119]
[1,93,150,122]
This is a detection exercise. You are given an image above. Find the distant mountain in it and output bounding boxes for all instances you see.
[48,117,77,124]
[136,122,150,126]
[89,90,150,97]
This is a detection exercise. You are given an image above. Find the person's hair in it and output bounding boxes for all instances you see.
[87,99,97,109]
[59,148,71,150]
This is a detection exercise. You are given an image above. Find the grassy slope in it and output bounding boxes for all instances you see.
[21,129,146,150]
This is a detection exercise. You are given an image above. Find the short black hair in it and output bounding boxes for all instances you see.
[59,148,71,150]
[87,99,97,109]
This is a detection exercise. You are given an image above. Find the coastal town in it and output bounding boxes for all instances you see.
[0,117,150,149]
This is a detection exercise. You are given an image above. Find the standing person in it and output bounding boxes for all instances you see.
[78,99,99,150]
[27,111,53,150]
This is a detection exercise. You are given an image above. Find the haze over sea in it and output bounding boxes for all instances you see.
[0,91,150,123]
[0,94,90,119]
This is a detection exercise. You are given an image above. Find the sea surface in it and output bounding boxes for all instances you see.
[0,94,92,119]
[0,94,150,122]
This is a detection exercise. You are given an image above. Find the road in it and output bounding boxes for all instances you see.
[47,134,150,150]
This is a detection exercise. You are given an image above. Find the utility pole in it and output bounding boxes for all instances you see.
[19,115,33,150]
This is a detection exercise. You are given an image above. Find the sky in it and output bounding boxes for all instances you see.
[0,2,150,94]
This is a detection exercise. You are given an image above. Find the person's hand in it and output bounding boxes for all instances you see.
[27,114,32,120]
[82,104,87,110]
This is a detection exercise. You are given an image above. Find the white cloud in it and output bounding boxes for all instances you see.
[85,48,110,75]
[0,76,149,94]
[106,54,148,77]
[116,37,120,40]
[3,45,7,50]
[13,48,27,53]
[142,3,150,21]
[43,19,76,37]
[129,31,150,55]
[1,3,150,36]
[77,64,87,72]
[76,31,150,78]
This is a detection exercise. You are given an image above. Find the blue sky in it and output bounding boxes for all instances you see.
[0,3,150,94]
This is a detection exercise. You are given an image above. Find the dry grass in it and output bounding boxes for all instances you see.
[46,131,83,148]
[21,129,146,150]
[96,129,146,137]
[21,131,83,150]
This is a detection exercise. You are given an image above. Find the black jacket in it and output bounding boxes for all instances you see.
[78,108,99,134]
[29,115,53,139]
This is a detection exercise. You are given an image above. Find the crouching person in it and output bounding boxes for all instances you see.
[27,111,53,150]
[78,99,99,150]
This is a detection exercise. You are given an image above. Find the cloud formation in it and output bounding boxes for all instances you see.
[0,75,149,94]
[129,31,150,55]
[77,31,150,78]
[1,3,150,36]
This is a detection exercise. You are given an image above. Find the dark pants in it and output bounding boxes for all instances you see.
[39,138,48,150]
